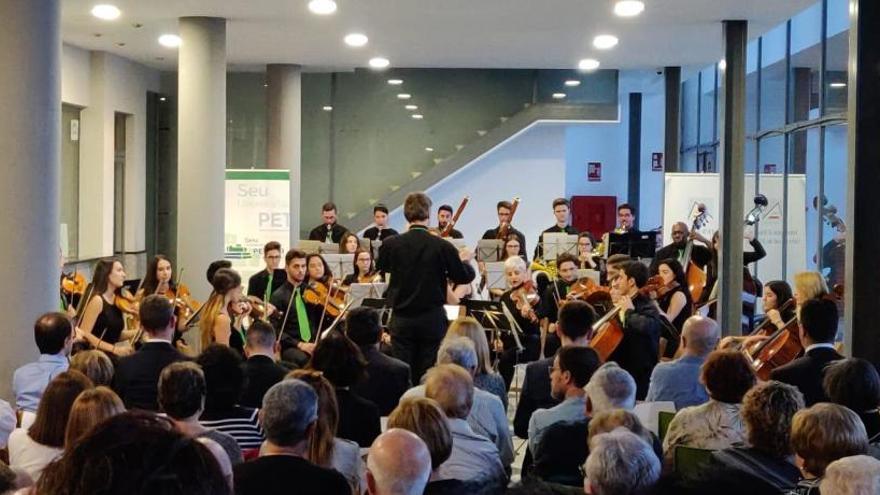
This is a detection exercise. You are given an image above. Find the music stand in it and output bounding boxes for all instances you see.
[445,238,467,250]
[348,282,387,308]
[295,240,322,254]
[542,233,579,261]
[483,262,507,290]
[361,297,393,327]
[322,253,354,279]
[319,242,339,254]
[607,231,658,259]
[476,239,504,262]
[463,300,523,351]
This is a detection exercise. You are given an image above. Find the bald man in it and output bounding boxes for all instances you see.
[650,221,711,273]
[645,315,720,408]
[366,429,432,495]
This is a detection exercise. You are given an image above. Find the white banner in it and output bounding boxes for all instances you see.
[663,173,806,284]
[224,169,290,285]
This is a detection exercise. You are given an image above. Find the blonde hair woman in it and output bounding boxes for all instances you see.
[793,271,829,308]
[446,317,507,409]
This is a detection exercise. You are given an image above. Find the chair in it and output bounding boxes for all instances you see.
[674,446,714,479]
[633,401,675,435]
[658,410,676,443]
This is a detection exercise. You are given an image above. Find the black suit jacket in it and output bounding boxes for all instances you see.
[240,355,289,409]
[607,294,663,400]
[308,223,349,243]
[770,346,843,406]
[113,341,188,411]
[650,242,711,273]
[513,357,559,439]
[352,346,411,416]
[335,388,381,448]
[362,226,399,241]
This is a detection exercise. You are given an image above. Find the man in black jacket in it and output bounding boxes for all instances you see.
[649,221,711,273]
[481,200,527,258]
[362,204,399,242]
[113,295,187,411]
[240,320,289,409]
[770,297,843,406]
[437,204,464,239]
[307,202,349,243]
[269,249,322,367]
[345,306,411,416]
[377,192,475,382]
[246,241,286,302]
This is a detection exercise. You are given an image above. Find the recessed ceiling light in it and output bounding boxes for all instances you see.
[158,34,181,48]
[830,82,847,88]
[308,0,337,15]
[344,33,368,47]
[593,35,619,49]
[369,57,390,69]
[405,104,418,110]
[159,97,167,102]
[718,59,727,70]
[578,58,601,71]
[323,105,333,111]
[552,93,567,99]
[564,80,581,87]
[614,0,645,17]
[412,114,424,120]
[425,147,434,152]
[397,93,412,100]
[91,4,121,20]
[387,79,404,85]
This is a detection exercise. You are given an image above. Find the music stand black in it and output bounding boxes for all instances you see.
[362,298,392,327]
[463,299,523,351]
[607,231,658,260]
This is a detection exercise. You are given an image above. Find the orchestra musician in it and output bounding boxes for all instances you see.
[615,203,638,233]
[136,255,197,348]
[342,247,380,286]
[650,221,711,274]
[198,268,248,356]
[536,253,582,355]
[437,204,464,239]
[576,232,599,270]
[246,241,285,303]
[306,253,333,286]
[502,233,528,264]
[269,249,322,367]
[362,204,399,242]
[308,202,349,243]
[534,198,579,260]
[482,200,527,258]
[497,256,542,389]
[75,259,137,357]
[719,280,796,351]
[700,228,766,304]
[651,259,693,358]
[339,232,360,255]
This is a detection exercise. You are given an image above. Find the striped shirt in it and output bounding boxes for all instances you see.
[200,406,265,452]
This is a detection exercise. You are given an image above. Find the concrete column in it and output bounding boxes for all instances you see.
[717,20,748,336]
[0,0,61,398]
[177,17,226,299]
[664,67,682,173]
[627,93,642,216]
[266,64,302,244]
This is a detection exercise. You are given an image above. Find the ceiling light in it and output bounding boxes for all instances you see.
[159,97,167,102]
[552,93,567,99]
[387,79,403,85]
[718,59,727,70]
[397,93,412,100]
[344,33,368,47]
[425,147,434,152]
[323,105,333,111]
[564,80,581,87]
[405,104,418,110]
[158,34,181,48]
[412,114,424,120]
[593,35,619,49]
[308,0,337,15]
[614,0,645,17]
[578,59,601,71]
[830,82,847,88]
[369,57,390,69]
[91,4,121,20]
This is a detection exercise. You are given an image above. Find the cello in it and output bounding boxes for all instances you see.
[747,315,802,381]
[681,203,710,303]
[440,196,469,238]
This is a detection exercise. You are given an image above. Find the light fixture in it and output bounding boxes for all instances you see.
[564,80,581,87]
[578,58,600,71]
[159,97,167,102]
[718,59,727,70]
[405,104,418,110]
[397,93,412,100]
[552,93,567,99]
[91,4,121,20]
[344,33,368,47]
[425,147,434,152]
[387,79,403,85]
[830,82,847,88]
[323,106,333,111]
[412,114,424,120]
[308,0,337,15]
[593,35,619,49]
[158,34,181,48]
[369,57,390,69]
[614,0,645,17]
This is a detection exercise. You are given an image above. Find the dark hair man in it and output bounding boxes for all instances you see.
[437,204,464,239]
[12,312,74,413]
[307,202,349,243]
[345,307,411,415]
[269,249,321,367]
[247,241,286,303]
[363,204,400,242]
[480,200,527,258]
[534,198,578,260]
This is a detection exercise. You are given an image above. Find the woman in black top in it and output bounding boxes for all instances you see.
[306,253,333,285]
[341,247,378,286]
[653,259,693,358]
[497,256,541,390]
[76,259,132,356]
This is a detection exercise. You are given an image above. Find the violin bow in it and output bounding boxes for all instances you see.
[276,282,300,345]
[315,299,354,343]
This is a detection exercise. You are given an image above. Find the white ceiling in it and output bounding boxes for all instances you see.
[61,0,816,72]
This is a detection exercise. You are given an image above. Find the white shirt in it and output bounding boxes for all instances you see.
[7,428,63,481]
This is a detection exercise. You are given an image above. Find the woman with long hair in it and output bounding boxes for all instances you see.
[446,317,507,410]
[306,253,333,285]
[199,268,245,354]
[338,232,360,255]
[76,259,136,356]
[342,247,379,286]
[64,386,125,449]
[653,259,693,358]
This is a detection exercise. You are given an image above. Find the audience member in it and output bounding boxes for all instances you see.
[0,462,26,494]
[196,344,264,453]
[789,403,869,494]
[823,358,880,442]
[819,455,880,495]
[158,361,243,465]
[289,369,363,491]
[424,364,506,488]
[113,295,188,411]
[366,429,432,495]
[63,386,124,449]
[770,298,843,406]
[0,400,16,450]
[37,412,230,495]
[69,350,114,387]
[586,362,637,415]
[662,350,755,468]
[308,329,381,448]
[584,429,660,495]
[588,409,660,458]
[240,320,288,409]
[233,379,350,495]
[529,346,600,455]
[345,306,411,416]
[7,370,92,481]
[446,317,507,410]
[645,315,719,409]
[401,336,513,469]
[13,312,73,414]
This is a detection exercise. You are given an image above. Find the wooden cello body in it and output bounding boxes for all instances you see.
[682,204,710,303]
[748,316,803,381]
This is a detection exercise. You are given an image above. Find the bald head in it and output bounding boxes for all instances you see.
[681,316,720,356]
[671,222,690,246]
[366,428,432,495]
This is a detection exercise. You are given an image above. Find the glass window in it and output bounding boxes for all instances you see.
[61,104,80,260]
[681,76,699,171]
[824,0,849,115]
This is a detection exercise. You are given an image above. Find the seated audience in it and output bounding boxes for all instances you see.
[584,429,660,495]
[662,350,755,469]
[345,307,411,416]
[823,358,880,442]
[685,381,805,495]
[645,315,719,409]
[770,297,843,406]
[240,320,288,409]
[233,379,350,495]
[401,336,513,470]
[446,317,507,410]
[289,369,364,492]
[69,350,114,387]
[158,361,243,465]
[0,400,16,449]
[113,295,188,411]
[425,364,506,488]
[308,330,381,448]
[789,403,869,494]
[366,429,432,495]
[588,409,661,458]
[8,370,92,481]
[820,455,880,495]
[528,346,600,456]
[13,312,73,414]
[37,412,230,495]
[0,462,27,494]
[197,344,264,454]
[63,386,125,449]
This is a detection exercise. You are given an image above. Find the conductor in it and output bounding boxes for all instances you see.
[377,192,476,382]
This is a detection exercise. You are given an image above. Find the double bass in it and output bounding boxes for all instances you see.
[682,203,710,303]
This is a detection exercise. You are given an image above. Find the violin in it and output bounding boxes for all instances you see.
[61,271,86,298]
[166,283,201,324]
[304,279,346,318]
[511,280,540,323]
[562,278,613,315]
[115,287,141,331]
[642,275,680,300]
[441,196,469,238]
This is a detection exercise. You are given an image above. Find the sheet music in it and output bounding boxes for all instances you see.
[347,282,387,308]
[484,262,507,290]
[541,233,579,260]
